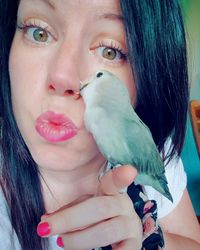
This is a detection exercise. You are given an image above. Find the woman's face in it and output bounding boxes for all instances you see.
[9,0,136,172]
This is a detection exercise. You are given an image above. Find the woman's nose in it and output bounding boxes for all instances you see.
[47,44,83,98]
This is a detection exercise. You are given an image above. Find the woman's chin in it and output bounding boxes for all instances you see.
[31,151,80,172]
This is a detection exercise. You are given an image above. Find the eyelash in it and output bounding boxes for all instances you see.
[16,20,128,64]
[16,20,55,45]
[97,40,127,62]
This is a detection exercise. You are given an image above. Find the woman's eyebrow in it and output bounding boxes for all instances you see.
[96,12,124,22]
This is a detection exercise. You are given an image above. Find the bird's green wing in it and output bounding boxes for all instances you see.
[122,114,164,175]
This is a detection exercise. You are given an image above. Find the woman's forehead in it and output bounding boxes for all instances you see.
[19,0,121,12]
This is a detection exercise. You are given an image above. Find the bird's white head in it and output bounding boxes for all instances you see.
[79,70,131,109]
[80,71,104,92]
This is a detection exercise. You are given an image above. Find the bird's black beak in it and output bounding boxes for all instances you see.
[80,82,89,91]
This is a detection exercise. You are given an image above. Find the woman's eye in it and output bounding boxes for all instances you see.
[26,27,52,44]
[17,23,54,45]
[96,46,126,62]
[31,28,48,42]
[102,47,117,60]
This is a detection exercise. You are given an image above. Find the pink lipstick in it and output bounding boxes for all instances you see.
[35,111,78,143]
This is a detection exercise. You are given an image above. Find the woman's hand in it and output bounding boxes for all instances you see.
[37,165,143,250]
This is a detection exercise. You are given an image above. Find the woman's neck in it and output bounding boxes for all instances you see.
[39,157,106,213]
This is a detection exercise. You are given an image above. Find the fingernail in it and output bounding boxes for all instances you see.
[37,222,51,237]
[57,236,64,248]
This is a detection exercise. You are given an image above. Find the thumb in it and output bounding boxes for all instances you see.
[98,165,137,196]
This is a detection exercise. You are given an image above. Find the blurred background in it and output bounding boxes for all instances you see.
[181,0,200,216]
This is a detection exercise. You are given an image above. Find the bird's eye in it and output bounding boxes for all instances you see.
[96,72,103,78]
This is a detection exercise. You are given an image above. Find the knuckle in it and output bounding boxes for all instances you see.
[123,216,136,238]
[118,214,143,240]
[111,215,133,240]
[128,214,143,240]
[94,193,134,220]
[103,220,119,243]
[95,196,117,218]
[118,193,135,215]
[103,217,133,243]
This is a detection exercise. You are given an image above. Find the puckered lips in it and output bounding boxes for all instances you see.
[35,111,78,143]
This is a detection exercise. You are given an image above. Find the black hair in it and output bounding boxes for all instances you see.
[120,0,189,159]
[0,0,188,249]
[0,0,48,249]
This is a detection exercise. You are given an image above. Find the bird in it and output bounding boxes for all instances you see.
[79,70,173,202]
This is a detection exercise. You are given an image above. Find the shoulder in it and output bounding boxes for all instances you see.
[143,138,187,219]
[0,187,21,250]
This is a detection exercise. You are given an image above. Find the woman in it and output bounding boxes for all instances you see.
[0,0,200,249]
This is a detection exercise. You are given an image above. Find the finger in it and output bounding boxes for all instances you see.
[57,215,142,250]
[98,165,137,196]
[112,238,142,250]
[37,195,132,237]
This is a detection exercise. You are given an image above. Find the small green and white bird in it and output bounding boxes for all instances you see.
[80,70,173,202]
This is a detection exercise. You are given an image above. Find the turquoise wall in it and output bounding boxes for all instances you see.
[181,0,200,215]
[182,121,200,215]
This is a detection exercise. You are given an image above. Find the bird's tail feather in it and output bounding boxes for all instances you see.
[154,174,173,202]
[135,173,173,202]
